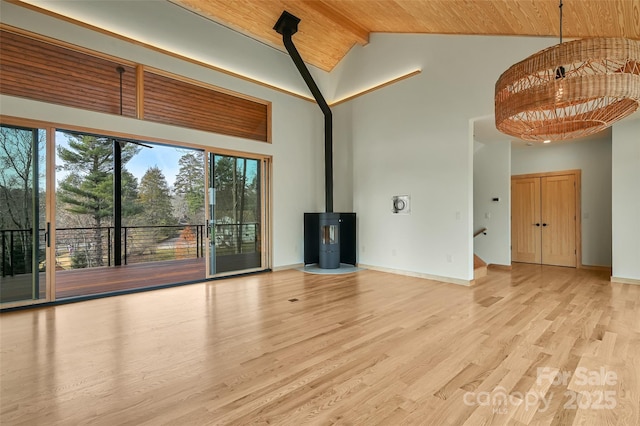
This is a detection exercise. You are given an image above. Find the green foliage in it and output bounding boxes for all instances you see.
[57,134,141,227]
[174,151,205,222]
[121,170,143,219]
[212,156,260,254]
[139,166,174,226]
[137,166,175,241]
[0,236,31,275]
[71,250,89,269]
[213,156,259,223]
[57,135,139,175]
[56,133,141,267]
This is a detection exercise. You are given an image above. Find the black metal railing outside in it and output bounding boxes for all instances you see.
[1,223,259,276]
[0,228,46,278]
[212,222,260,255]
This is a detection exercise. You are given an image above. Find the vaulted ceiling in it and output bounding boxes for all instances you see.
[170,0,640,71]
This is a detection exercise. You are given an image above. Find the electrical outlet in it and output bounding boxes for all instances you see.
[446,254,453,263]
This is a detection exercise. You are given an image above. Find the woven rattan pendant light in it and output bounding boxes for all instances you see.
[495,0,640,142]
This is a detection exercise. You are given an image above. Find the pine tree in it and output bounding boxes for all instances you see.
[56,134,140,266]
[138,166,175,243]
[120,170,143,222]
[173,151,204,223]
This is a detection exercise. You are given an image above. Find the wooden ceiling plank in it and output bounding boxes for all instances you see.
[19,0,637,74]
[302,0,370,45]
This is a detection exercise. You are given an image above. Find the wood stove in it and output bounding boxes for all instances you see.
[275,11,357,269]
[304,213,356,268]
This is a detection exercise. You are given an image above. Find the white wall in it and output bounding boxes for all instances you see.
[511,136,613,267]
[474,140,511,266]
[336,33,555,282]
[0,2,326,269]
[612,119,640,281]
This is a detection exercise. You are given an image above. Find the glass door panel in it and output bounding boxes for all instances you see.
[207,154,262,276]
[54,130,206,298]
[0,125,48,305]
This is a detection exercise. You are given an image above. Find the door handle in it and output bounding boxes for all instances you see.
[542,223,548,227]
[535,223,540,227]
[45,222,51,247]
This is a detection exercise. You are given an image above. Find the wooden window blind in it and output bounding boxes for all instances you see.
[143,70,269,142]
[0,29,137,117]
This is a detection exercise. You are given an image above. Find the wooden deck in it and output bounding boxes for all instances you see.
[2,254,259,303]
[0,273,46,303]
[55,258,206,299]
[1,260,205,303]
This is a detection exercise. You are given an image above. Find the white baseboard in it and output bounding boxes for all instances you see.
[611,276,640,285]
[488,263,512,271]
[272,263,304,272]
[358,264,473,287]
[580,264,612,272]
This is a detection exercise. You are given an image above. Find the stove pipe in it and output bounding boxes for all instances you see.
[274,11,333,213]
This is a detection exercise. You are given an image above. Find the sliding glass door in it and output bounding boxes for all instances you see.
[207,153,265,276]
[0,125,49,305]
[0,121,271,304]
[54,130,207,298]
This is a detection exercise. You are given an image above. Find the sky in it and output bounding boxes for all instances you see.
[53,131,258,192]
[126,144,185,188]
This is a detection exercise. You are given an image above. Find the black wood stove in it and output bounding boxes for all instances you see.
[275,11,357,269]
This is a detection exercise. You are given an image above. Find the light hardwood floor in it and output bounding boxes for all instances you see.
[1,264,638,425]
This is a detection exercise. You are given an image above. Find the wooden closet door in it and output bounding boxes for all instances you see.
[511,177,541,263]
[541,175,577,267]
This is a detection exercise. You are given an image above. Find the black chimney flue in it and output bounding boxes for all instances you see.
[274,11,333,213]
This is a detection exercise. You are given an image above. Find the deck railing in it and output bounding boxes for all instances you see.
[1,223,259,276]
